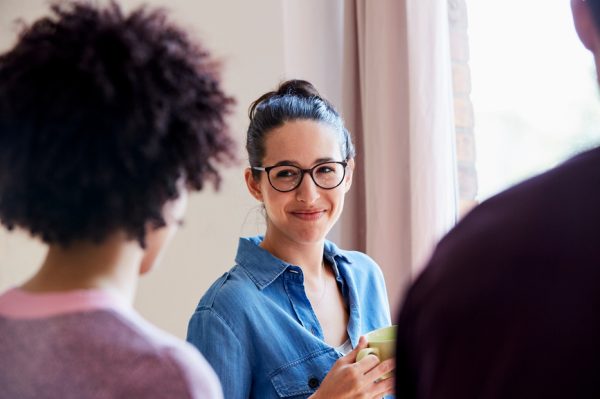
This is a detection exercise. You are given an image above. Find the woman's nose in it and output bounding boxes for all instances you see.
[295,172,320,203]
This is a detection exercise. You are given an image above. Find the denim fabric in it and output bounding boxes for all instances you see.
[187,236,391,399]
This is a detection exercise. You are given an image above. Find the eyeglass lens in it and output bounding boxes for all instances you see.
[268,162,345,191]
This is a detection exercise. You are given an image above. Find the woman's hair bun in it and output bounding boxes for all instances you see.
[248,79,321,119]
[275,79,320,98]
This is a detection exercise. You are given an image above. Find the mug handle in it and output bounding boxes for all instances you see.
[356,347,380,363]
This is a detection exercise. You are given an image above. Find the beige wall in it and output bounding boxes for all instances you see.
[0,0,346,338]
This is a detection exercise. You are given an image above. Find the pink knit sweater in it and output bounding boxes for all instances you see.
[0,288,222,399]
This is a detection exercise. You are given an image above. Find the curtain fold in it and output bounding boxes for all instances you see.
[339,0,458,317]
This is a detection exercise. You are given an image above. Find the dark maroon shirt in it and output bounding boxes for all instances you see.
[396,147,600,398]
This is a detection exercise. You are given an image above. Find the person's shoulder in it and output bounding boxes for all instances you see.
[195,265,259,318]
[444,145,600,248]
[557,144,600,172]
[104,309,223,398]
[405,146,600,311]
[148,337,222,398]
[325,240,383,278]
[341,249,379,270]
[477,145,600,218]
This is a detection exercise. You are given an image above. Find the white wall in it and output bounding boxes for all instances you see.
[0,0,349,339]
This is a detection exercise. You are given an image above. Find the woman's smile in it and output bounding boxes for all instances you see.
[289,208,327,221]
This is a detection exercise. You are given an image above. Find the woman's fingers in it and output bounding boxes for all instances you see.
[365,358,395,381]
[355,352,381,373]
[315,347,395,399]
[358,357,396,398]
[322,337,396,398]
[337,336,368,364]
[371,375,395,399]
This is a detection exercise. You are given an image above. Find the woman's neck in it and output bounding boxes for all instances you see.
[260,232,326,277]
[21,234,143,303]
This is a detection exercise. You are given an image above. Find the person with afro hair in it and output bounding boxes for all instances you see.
[0,1,234,398]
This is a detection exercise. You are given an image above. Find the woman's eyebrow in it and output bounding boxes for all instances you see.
[314,157,335,163]
[271,157,336,167]
[271,160,299,167]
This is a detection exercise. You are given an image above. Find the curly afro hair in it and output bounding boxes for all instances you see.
[0,1,236,247]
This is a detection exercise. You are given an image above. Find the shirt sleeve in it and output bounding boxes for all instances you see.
[187,307,252,399]
[374,263,392,325]
[359,252,392,325]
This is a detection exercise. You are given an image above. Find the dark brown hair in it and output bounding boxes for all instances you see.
[246,79,355,178]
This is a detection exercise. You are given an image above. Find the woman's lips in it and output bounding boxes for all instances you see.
[290,210,326,221]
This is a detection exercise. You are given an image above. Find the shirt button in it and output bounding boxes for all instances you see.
[308,377,320,389]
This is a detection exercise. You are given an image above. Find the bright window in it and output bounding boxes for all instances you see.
[468,0,600,200]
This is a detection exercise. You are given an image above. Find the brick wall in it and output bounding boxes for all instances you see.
[448,0,478,216]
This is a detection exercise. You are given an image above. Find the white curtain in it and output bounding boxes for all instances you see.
[341,0,457,315]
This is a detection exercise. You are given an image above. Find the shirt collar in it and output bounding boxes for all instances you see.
[323,239,350,265]
[235,236,351,290]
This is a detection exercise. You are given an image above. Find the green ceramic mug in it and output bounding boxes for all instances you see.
[356,325,397,380]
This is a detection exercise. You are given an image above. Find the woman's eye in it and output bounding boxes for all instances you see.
[274,168,298,179]
[316,166,334,174]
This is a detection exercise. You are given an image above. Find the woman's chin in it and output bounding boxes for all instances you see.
[287,229,329,245]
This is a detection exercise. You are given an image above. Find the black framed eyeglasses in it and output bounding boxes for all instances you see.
[252,161,348,192]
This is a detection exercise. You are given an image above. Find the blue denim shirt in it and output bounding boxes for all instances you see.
[187,236,391,399]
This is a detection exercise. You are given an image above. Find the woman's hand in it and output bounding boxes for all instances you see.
[309,336,395,399]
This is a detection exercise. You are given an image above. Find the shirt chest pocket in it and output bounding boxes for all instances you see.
[269,348,340,398]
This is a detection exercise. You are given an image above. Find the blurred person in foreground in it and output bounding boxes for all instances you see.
[394,1,600,398]
[0,2,234,398]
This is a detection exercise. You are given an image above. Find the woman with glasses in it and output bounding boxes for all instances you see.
[187,80,395,399]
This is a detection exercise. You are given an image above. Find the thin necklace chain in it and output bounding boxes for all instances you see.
[311,260,328,306]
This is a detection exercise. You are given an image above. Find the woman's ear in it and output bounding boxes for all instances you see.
[245,168,264,202]
[139,190,188,275]
[344,158,355,193]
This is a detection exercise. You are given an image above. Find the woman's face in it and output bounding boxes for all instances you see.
[246,120,354,246]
